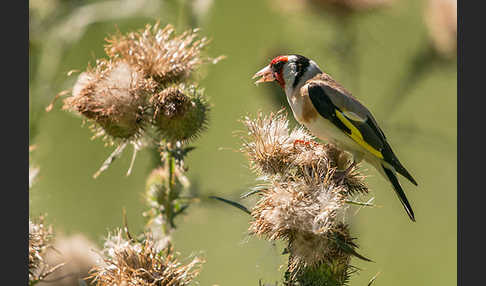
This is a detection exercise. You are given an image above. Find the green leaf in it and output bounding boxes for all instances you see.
[209,196,251,215]
[333,234,373,263]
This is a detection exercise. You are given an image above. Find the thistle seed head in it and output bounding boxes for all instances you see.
[90,230,204,286]
[64,60,156,140]
[241,110,314,175]
[241,111,367,194]
[37,234,101,286]
[249,179,348,240]
[287,224,353,283]
[242,111,369,281]
[29,216,54,282]
[105,22,214,86]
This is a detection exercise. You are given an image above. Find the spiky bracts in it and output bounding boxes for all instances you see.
[63,22,215,144]
[241,111,366,195]
[105,23,213,86]
[241,111,369,285]
[90,230,204,286]
[150,84,209,142]
[29,218,52,281]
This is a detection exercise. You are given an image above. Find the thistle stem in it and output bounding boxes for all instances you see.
[161,142,177,236]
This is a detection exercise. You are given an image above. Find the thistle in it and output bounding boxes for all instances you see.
[90,230,204,286]
[241,111,371,285]
[104,22,219,86]
[37,234,101,286]
[64,60,155,141]
[59,21,222,178]
[150,84,209,143]
[29,216,64,285]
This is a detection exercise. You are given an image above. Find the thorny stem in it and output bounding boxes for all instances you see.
[161,142,177,234]
[168,143,177,229]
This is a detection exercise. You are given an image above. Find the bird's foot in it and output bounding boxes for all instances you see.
[334,161,357,185]
[293,139,319,149]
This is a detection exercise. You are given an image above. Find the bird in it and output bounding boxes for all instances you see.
[252,54,418,221]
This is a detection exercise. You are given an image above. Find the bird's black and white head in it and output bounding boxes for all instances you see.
[253,54,322,96]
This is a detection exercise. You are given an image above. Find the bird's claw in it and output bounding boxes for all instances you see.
[293,139,319,149]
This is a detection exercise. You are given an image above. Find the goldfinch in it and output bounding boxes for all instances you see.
[253,54,418,221]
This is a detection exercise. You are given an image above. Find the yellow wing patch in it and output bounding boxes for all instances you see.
[335,111,384,159]
[341,110,366,122]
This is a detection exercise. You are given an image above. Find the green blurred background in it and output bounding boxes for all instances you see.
[29,0,456,285]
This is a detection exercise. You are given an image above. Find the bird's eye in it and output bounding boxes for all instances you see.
[272,61,285,73]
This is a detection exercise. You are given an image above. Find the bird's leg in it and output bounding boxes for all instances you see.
[334,160,357,185]
[293,139,319,149]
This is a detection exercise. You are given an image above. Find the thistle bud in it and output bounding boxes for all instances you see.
[145,167,185,208]
[150,85,209,142]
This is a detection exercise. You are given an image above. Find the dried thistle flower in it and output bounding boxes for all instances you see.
[29,216,63,283]
[241,111,370,283]
[241,110,367,194]
[150,84,209,142]
[425,0,457,58]
[250,180,348,240]
[241,110,313,175]
[90,230,204,286]
[29,218,52,280]
[287,223,354,284]
[105,22,220,86]
[37,234,101,286]
[64,60,156,141]
[57,21,220,178]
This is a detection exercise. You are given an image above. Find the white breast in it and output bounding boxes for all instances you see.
[286,92,368,162]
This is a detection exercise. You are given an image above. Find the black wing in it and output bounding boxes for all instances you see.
[307,83,417,186]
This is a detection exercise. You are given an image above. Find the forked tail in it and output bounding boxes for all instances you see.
[382,164,416,222]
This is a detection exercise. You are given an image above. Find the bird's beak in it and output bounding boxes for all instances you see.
[252,65,275,85]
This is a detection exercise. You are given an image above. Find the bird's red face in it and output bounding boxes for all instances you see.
[253,56,289,88]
